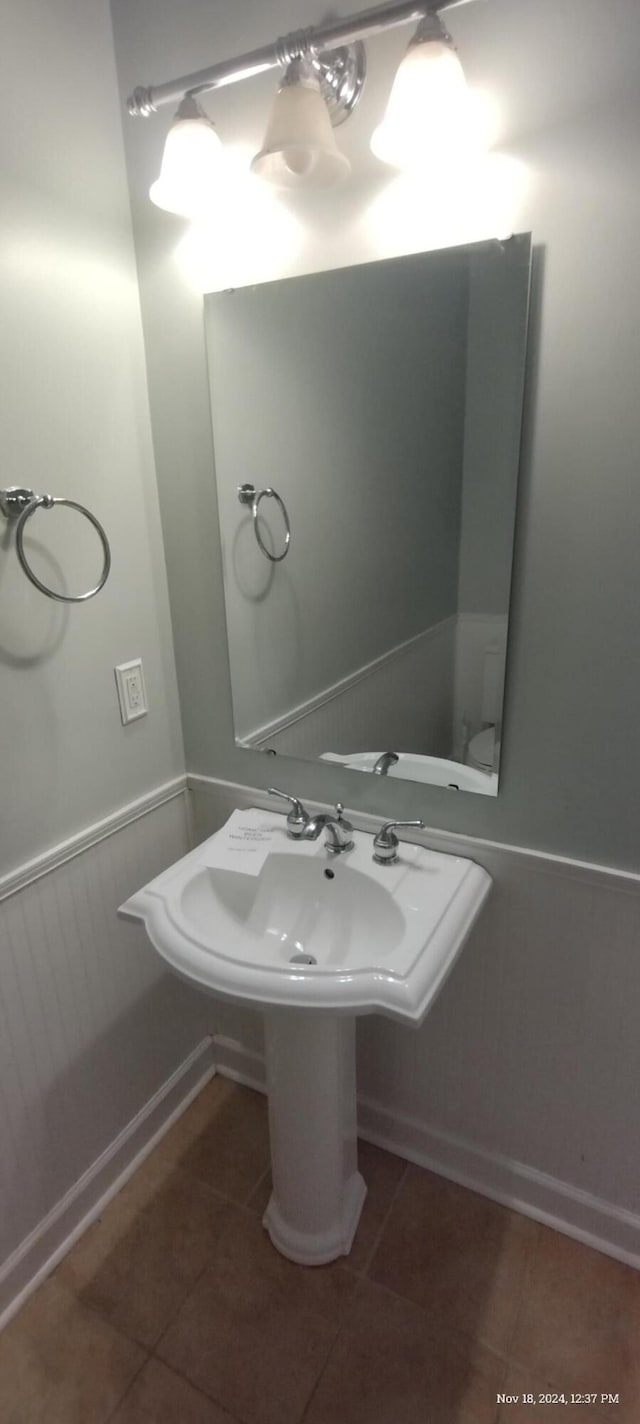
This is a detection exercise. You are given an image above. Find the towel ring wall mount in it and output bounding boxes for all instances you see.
[0,486,111,603]
[238,483,291,563]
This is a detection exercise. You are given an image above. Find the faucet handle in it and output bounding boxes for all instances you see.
[268,788,310,839]
[373,819,424,865]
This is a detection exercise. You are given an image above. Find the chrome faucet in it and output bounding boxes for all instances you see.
[373,751,399,776]
[268,789,354,855]
[304,803,354,855]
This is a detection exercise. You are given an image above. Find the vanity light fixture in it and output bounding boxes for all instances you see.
[370,11,473,169]
[128,0,478,213]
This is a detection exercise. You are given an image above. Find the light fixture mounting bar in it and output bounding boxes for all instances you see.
[127,0,473,116]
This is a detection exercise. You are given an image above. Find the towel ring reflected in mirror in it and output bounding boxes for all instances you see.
[237,483,291,562]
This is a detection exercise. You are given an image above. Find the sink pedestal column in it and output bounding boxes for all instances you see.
[263,1010,366,1265]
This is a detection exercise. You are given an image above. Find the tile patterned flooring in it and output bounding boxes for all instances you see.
[0,1077,637,1423]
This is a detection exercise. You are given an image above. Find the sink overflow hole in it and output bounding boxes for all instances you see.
[290,952,317,966]
[324,869,335,880]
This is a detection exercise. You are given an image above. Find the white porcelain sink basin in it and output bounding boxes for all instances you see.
[119,809,491,1026]
[321,750,498,795]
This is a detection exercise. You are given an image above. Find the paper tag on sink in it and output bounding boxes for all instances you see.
[197,808,283,876]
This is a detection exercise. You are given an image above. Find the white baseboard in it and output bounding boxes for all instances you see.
[212,1034,267,1093]
[0,1037,216,1332]
[357,1097,640,1272]
[212,1037,640,1273]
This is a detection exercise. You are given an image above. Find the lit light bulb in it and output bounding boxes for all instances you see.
[371,17,478,172]
[251,60,350,189]
[149,95,225,218]
[283,149,315,178]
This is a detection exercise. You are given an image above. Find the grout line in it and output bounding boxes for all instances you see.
[57,1173,234,1363]
[52,1279,154,1361]
[297,1347,334,1424]
[359,1158,409,1278]
[145,1354,248,1424]
[297,1270,514,1424]
[103,1347,151,1424]
[178,1172,269,1219]
[56,1088,622,1424]
[148,1252,215,1354]
[151,1253,218,1369]
[146,1193,249,1362]
[348,1267,520,1376]
[147,1198,278,1372]
[242,1162,272,1211]
[297,1279,362,1424]
[501,1216,540,1363]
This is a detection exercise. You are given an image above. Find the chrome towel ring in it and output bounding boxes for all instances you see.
[237,483,291,563]
[0,486,111,603]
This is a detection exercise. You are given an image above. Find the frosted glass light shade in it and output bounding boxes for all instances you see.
[251,62,350,189]
[371,32,474,171]
[150,97,224,218]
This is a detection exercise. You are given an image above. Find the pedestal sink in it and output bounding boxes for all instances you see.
[119,808,490,1265]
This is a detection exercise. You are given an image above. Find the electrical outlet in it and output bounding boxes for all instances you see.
[115,659,148,725]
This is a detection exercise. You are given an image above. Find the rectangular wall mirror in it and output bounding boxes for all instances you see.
[205,234,532,797]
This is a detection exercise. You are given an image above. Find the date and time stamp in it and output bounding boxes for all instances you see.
[497,1393,620,1408]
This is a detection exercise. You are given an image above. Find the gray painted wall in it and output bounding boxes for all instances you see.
[111,0,640,871]
[206,255,467,741]
[458,241,531,614]
[0,0,185,876]
[0,0,212,1317]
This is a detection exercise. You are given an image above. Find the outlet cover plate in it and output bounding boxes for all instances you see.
[115,659,148,725]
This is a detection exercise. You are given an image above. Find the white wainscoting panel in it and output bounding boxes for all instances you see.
[245,619,456,763]
[191,775,640,1268]
[0,788,214,1323]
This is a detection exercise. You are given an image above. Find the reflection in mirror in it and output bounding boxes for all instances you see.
[205,235,532,796]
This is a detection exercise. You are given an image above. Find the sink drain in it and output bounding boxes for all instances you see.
[289,952,317,966]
